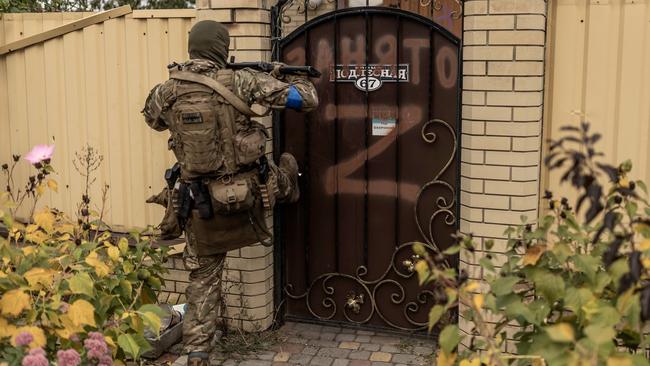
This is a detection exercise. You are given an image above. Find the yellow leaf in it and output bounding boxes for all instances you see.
[97,231,111,242]
[25,231,48,244]
[619,177,630,189]
[22,246,36,256]
[35,184,45,196]
[437,352,457,366]
[118,238,129,255]
[55,314,83,339]
[57,223,75,235]
[532,358,545,366]
[11,326,46,349]
[643,258,650,269]
[0,317,17,339]
[68,299,97,328]
[107,245,120,262]
[0,271,5,279]
[25,224,38,234]
[56,233,71,242]
[85,251,111,277]
[460,358,481,366]
[0,289,30,317]
[47,179,58,193]
[33,209,55,233]
[546,323,575,343]
[607,356,632,366]
[105,335,116,350]
[414,260,430,285]
[523,245,547,266]
[640,239,650,251]
[464,281,480,292]
[24,268,56,290]
[472,294,484,310]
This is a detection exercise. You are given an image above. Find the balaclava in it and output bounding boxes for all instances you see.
[188,20,230,68]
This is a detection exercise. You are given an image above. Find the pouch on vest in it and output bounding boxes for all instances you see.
[234,128,267,166]
[208,178,255,215]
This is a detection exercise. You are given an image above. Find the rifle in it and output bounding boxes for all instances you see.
[227,59,321,78]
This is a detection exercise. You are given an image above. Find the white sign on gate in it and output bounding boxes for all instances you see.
[329,64,410,92]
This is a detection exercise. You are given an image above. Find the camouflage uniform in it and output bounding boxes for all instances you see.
[142,21,317,364]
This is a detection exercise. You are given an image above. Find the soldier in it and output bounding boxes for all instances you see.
[142,20,318,366]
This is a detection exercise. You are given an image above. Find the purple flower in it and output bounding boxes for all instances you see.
[21,348,48,366]
[97,353,113,366]
[87,332,104,341]
[56,349,81,366]
[23,145,55,165]
[14,332,33,347]
[83,332,109,361]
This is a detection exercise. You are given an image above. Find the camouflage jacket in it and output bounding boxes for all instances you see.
[142,59,319,132]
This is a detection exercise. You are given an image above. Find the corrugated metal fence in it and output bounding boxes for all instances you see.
[0,10,195,229]
[545,0,650,198]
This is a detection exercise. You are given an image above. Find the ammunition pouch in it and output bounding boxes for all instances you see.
[208,177,255,215]
[234,128,267,166]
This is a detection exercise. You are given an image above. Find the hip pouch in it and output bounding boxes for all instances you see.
[208,177,255,215]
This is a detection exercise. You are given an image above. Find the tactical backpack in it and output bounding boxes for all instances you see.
[167,68,268,180]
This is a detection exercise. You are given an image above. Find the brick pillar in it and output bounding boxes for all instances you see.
[459,0,547,352]
[190,0,275,332]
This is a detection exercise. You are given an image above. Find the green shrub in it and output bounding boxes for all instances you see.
[0,145,168,365]
[419,122,650,366]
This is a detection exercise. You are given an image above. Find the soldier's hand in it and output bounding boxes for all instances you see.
[270,62,287,79]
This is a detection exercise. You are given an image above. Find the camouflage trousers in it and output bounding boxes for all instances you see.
[182,229,227,354]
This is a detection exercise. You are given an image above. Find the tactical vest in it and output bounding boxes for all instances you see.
[167,68,268,180]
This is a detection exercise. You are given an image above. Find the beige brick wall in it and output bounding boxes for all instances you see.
[157,0,276,332]
[280,0,336,36]
[459,0,547,353]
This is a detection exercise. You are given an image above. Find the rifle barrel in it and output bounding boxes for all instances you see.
[228,62,321,78]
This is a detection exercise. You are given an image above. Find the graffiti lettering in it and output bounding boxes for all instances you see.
[436,45,457,89]
[374,34,396,64]
[403,38,428,85]
[340,34,365,65]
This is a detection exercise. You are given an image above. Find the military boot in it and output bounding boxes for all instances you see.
[187,352,209,366]
[278,153,300,203]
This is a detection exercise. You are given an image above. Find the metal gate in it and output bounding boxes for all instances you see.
[273,6,461,332]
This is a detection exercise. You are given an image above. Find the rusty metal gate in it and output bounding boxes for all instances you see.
[272,6,461,332]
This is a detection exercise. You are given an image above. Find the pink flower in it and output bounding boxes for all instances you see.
[97,353,113,366]
[21,348,48,366]
[83,332,109,360]
[56,349,81,366]
[23,145,55,165]
[14,331,33,347]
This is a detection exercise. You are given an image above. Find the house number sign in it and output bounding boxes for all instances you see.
[329,64,410,92]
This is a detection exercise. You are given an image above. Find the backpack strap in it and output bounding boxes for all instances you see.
[169,70,270,117]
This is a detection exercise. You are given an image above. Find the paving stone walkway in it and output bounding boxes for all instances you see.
[171,322,436,366]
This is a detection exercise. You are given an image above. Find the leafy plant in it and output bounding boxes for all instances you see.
[0,145,168,365]
[418,122,650,366]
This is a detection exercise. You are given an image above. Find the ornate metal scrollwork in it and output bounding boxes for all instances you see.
[421,0,464,19]
[275,0,462,32]
[285,118,458,331]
